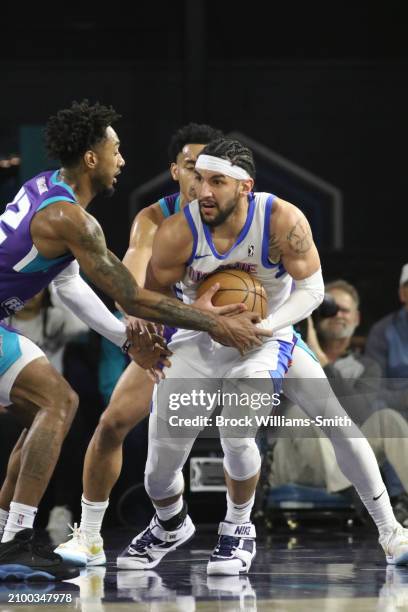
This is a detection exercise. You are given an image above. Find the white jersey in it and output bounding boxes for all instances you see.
[180,192,293,343]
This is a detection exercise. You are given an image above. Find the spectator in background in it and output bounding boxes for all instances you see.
[366,263,408,401]
[269,280,408,525]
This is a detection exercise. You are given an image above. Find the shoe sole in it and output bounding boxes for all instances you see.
[55,549,106,567]
[0,564,79,582]
[56,551,106,567]
[54,550,87,567]
[207,559,253,576]
[207,550,256,576]
[387,550,408,565]
[117,525,196,570]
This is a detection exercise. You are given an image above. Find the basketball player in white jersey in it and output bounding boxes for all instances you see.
[54,123,231,566]
[117,138,408,575]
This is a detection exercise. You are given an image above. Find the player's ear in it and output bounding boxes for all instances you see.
[240,178,254,196]
[84,150,98,169]
[170,162,178,181]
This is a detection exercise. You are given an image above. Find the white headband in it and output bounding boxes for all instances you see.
[196,154,251,180]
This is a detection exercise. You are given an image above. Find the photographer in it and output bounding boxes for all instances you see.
[269,280,408,525]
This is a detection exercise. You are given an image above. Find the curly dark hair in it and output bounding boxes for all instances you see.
[44,100,121,167]
[200,138,256,179]
[168,122,224,163]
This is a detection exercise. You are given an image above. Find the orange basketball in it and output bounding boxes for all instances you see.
[197,269,268,319]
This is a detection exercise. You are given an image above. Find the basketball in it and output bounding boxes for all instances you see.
[197,269,268,319]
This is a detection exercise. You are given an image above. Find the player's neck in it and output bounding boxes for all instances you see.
[180,193,191,210]
[58,168,94,208]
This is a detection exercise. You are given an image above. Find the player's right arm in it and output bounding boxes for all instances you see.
[122,203,163,288]
[42,203,270,352]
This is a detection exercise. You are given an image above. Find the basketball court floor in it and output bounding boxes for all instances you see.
[0,526,405,611]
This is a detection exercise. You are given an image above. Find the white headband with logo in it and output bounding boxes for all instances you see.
[195,154,251,180]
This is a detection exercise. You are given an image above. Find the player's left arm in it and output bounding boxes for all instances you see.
[51,261,170,374]
[267,199,324,332]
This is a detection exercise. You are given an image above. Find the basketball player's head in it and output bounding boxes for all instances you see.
[45,100,125,197]
[195,138,255,227]
[168,123,223,202]
[318,280,360,341]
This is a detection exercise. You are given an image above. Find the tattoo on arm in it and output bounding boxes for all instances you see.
[150,296,218,332]
[76,218,218,332]
[268,233,282,264]
[75,218,140,307]
[287,219,312,254]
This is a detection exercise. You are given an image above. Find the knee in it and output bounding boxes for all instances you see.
[221,437,259,456]
[221,438,261,480]
[96,410,130,448]
[58,385,79,431]
[44,379,79,429]
[144,463,184,501]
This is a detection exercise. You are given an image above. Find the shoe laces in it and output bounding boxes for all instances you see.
[131,528,162,553]
[214,535,239,558]
[382,524,408,551]
[66,522,81,542]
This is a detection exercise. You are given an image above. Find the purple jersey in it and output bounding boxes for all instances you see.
[0,170,76,320]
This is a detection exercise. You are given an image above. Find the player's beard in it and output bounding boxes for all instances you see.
[99,186,115,198]
[199,197,237,227]
[92,174,115,199]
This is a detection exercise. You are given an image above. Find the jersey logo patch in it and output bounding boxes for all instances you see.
[248,244,255,257]
[36,176,49,195]
[194,253,212,260]
[1,297,25,315]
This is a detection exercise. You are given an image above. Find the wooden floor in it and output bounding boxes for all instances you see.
[1,525,406,611]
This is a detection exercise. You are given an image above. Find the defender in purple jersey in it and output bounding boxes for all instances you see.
[54,123,231,566]
[0,105,269,580]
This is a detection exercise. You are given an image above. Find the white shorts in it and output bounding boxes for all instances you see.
[167,328,295,383]
[0,325,45,406]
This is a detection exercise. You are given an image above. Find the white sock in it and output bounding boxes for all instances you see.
[357,487,398,536]
[0,508,9,538]
[2,502,37,543]
[225,492,255,524]
[80,495,108,539]
[154,497,183,523]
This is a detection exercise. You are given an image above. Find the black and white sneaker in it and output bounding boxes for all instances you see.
[0,529,79,581]
[207,522,256,576]
[117,512,195,570]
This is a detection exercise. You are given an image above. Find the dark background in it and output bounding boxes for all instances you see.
[1,1,407,330]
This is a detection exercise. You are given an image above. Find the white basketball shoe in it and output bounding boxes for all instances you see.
[207,521,256,576]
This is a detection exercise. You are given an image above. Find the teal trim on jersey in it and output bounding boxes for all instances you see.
[293,330,319,362]
[159,198,171,218]
[19,251,72,274]
[159,195,181,217]
[37,195,76,211]
[50,170,76,200]
[0,325,22,376]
